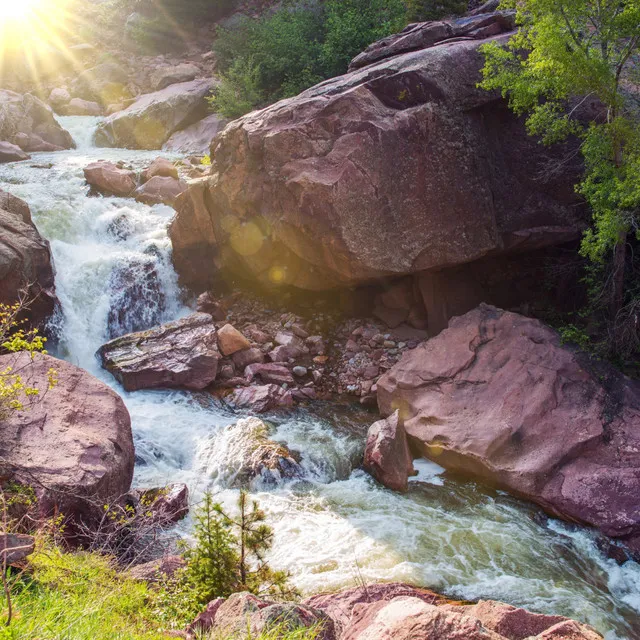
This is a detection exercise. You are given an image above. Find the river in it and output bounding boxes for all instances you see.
[1,116,639,639]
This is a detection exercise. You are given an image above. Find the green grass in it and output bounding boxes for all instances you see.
[0,544,179,640]
[0,542,321,640]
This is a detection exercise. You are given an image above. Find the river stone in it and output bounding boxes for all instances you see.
[98,312,220,391]
[134,176,187,206]
[363,410,415,493]
[224,384,293,413]
[94,79,214,150]
[84,161,137,197]
[217,323,251,356]
[0,352,134,522]
[377,304,640,555]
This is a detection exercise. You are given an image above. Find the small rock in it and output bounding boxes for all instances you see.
[217,324,251,356]
[292,366,308,377]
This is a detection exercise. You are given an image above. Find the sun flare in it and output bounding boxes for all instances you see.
[0,0,45,21]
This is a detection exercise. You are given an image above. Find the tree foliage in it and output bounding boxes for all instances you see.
[183,490,296,605]
[479,0,640,356]
[211,0,409,117]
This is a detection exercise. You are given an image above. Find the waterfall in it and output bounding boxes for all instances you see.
[1,115,639,639]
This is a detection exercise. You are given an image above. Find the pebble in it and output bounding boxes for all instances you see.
[292,366,308,377]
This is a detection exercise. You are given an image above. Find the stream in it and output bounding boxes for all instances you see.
[1,116,639,639]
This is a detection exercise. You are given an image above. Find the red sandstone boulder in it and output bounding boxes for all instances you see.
[84,161,137,197]
[0,141,29,163]
[0,190,57,326]
[0,352,134,522]
[169,13,583,294]
[377,304,640,554]
[363,410,415,492]
[163,113,228,154]
[63,98,102,116]
[217,323,251,356]
[134,176,186,206]
[98,313,220,391]
[141,157,178,182]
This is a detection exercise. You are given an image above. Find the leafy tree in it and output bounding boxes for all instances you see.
[404,0,468,22]
[479,0,640,354]
[184,490,296,604]
[211,0,407,118]
[0,301,56,420]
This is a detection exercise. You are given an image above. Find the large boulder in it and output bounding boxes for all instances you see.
[134,176,186,206]
[97,313,220,391]
[169,12,584,294]
[151,63,200,91]
[377,304,640,555]
[163,113,228,154]
[94,79,214,150]
[84,161,137,198]
[0,352,134,522]
[303,585,602,640]
[0,190,57,326]
[0,90,75,151]
[70,62,130,105]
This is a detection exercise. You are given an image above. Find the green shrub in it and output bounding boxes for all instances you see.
[404,0,468,21]
[211,0,408,118]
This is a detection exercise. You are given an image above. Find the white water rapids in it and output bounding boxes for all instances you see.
[1,116,640,639]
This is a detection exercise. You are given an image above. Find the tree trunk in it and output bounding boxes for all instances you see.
[611,230,627,319]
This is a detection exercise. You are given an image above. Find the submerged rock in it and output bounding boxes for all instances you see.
[94,79,213,150]
[0,352,134,522]
[98,313,220,391]
[377,304,640,555]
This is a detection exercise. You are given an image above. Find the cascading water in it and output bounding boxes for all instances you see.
[1,116,639,639]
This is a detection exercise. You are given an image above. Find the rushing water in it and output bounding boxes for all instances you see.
[1,116,640,639]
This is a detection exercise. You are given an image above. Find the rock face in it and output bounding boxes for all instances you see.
[0,90,75,152]
[163,113,228,154]
[377,304,640,554]
[191,585,602,640]
[363,410,415,492]
[94,79,214,150]
[169,12,584,294]
[0,190,57,326]
[98,313,220,391]
[0,352,134,522]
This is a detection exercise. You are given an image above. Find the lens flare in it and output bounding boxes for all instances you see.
[0,0,44,21]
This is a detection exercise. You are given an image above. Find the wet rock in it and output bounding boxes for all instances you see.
[152,63,200,91]
[363,410,415,493]
[142,157,178,182]
[0,90,75,151]
[245,363,294,385]
[377,304,640,554]
[98,313,220,391]
[0,141,29,163]
[0,352,134,523]
[163,114,228,154]
[215,417,303,486]
[107,258,165,338]
[95,79,213,150]
[134,176,186,206]
[217,323,251,356]
[196,291,227,320]
[225,384,293,413]
[0,195,57,326]
[84,161,136,197]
